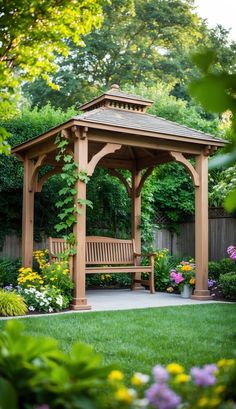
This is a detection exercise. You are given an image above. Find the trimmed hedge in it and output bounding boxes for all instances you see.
[219,272,236,300]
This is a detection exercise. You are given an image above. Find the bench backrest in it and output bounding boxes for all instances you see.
[48,236,135,265]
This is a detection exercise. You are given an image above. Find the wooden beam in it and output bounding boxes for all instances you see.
[192,154,211,300]
[97,157,133,170]
[170,151,200,187]
[136,152,172,170]
[72,133,91,310]
[88,129,202,155]
[22,158,35,267]
[131,170,142,289]
[108,169,132,197]
[87,143,122,176]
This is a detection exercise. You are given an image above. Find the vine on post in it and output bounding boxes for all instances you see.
[54,133,92,257]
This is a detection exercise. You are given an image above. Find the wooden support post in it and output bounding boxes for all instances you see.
[131,170,142,289]
[72,129,91,310]
[22,158,35,267]
[192,154,211,300]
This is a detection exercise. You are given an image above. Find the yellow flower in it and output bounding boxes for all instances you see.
[131,372,149,386]
[197,397,209,407]
[208,398,221,407]
[174,373,190,383]
[166,286,174,293]
[217,358,235,368]
[214,385,225,394]
[189,278,195,285]
[181,265,192,272]
[166,363,184,375]
[108,370,124,382]
[115,388,135,404]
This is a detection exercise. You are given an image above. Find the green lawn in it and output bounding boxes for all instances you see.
[1,304,236,378]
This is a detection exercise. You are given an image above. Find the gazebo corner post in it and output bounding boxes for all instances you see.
[192,153,211,300]
[22,157,35,267]
[72,128,91,310]
[131,169,143,290]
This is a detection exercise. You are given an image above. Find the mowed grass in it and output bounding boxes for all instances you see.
[1,304,236,378]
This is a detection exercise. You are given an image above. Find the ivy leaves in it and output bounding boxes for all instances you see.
[54,134,92,251]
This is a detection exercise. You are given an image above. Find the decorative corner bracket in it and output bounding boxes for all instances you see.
[203,145,218,156]
[170,151,200,187]
[136,167,154,197]
[71,126,88,140]
[87,143,122,176]
[29,154,47,192]
[36,167,63,193]
[108,169,132,197]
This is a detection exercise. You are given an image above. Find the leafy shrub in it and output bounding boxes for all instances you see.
[219,273,236,300]
[0,290,27,316]
[153,249,173,291]
[208,259,236,280]
[208,261,222,280]
[21,287,70,313]
[0,258,21,287]
[42,261,74,299]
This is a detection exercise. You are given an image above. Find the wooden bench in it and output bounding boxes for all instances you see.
[48,236,155,293]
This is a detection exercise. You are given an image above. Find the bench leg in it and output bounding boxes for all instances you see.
[150,270,155,294]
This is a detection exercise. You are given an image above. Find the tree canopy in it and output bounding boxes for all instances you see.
[0,0,104,151]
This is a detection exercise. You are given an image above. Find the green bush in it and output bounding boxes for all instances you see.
[21,287,70,313]
[42,261,74,300]
[208,259,236,280]
[208,261,222,280]
[0,290,27,316]
[219,273,236,300]
[0,258,21,287]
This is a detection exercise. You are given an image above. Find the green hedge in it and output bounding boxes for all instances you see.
[219,272,236,300]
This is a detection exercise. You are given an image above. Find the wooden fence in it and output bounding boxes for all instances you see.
[154,208,236,261]
[1,209,236,261]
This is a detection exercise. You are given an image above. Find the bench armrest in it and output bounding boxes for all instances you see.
[134,252,156,257]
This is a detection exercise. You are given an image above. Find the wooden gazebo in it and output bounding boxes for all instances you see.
[12,85,225,309]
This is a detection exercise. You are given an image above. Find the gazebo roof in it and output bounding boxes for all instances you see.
[12,84,226,162]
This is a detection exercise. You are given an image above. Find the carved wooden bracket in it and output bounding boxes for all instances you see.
[136,167,154,197]
[29,154,47,192]
[170,151,199,187]
[203,145,218,156]
[71,125,88,140]
[108,169,132,197]
[36,167,62,192]
[87,143,122,176]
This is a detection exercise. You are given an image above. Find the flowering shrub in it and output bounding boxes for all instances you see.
[41,261,74,299]
[227,245,236,261]
[20,286,69,313]
[0,321,235,409]
[169,260,195,291]
[33,249,49,269]
[17,267,44,289]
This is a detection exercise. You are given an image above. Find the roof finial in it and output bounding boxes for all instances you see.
[111,84,120,90]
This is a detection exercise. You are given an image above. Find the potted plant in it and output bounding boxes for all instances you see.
[169,260,195,298]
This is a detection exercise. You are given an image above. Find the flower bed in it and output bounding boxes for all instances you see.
[0,250,74,316]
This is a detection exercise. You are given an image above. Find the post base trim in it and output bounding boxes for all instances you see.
[71,298,91,310]
[191,289,212,301]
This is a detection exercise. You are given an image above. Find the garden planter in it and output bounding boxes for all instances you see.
[181,284,192,298]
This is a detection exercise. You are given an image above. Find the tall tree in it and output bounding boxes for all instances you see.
[0,0,104,151]
[24,0,206,109]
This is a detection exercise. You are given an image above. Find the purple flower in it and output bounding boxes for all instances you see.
[208,279,217,289]
[170,272,184,284]
[227,245,236,261]
[4,284,13,292]
[153,365,169,383]
[190,364,217,387]
[146,383,181,409]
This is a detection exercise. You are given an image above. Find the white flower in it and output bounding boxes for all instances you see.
[132,372,150,384]
[48,307,53,313]
[28,306,35,311]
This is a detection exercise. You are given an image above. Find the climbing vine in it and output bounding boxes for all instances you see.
[54,133,92,256]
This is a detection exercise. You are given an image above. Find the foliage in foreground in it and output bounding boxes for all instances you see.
[0,321,235,409]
